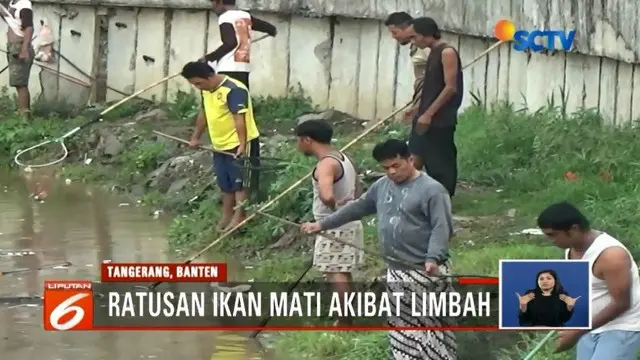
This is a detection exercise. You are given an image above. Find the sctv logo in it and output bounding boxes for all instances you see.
[494,19,576,52]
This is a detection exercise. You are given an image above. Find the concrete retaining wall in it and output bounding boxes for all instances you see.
[33,0,640,63]
[0,1,638,124]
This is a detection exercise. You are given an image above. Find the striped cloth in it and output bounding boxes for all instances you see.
[386,264,457,360]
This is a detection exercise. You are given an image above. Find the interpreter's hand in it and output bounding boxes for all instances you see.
[414,112,432,135]
[559,294,581,309]
[554,330,584,353]
[300,222,322,234]
[515,292,535,306]
[235,145,246,159]
[424,261,440,276]
[18,49,29,62]
[188,137,200,149]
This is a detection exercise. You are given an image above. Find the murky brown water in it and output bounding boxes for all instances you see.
[0,170,269,360]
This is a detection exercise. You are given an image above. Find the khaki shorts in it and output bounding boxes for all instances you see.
[7,42,35,87]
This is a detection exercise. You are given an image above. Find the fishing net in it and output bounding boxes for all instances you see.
[151,130,291,203]
[14,115,100,168]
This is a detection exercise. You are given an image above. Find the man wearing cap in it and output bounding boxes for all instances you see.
[406,17,463,198]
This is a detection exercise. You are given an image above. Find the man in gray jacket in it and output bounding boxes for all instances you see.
[301,139,456,360]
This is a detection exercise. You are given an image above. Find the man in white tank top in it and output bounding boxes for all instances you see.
[537,202,640,359]
[295,119,365,326]
[203,0,277,89]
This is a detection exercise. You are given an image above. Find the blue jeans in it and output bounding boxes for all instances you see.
[577,330,640,360]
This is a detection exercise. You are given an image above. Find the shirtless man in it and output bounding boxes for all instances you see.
[537,202,640,359]
[2,0,35,118]
[384,11,429,122]
[295,119,364,326]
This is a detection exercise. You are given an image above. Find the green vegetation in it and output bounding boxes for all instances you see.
[161,97,640,359]
[273,103,640,360]
[1,86,639,359]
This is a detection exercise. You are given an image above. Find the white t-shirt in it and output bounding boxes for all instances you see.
[210,9,252,73]
[4,0,32,37]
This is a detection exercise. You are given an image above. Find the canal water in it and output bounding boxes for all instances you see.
[0,169,269,360]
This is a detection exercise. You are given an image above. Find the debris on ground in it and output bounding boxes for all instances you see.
[509,228,544,236]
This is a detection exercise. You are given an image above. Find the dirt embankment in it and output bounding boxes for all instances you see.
[13,103,371,223]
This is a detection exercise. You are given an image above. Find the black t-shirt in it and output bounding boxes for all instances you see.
[518,291,574,327]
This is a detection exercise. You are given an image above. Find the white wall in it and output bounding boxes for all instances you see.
[4,5,640,124]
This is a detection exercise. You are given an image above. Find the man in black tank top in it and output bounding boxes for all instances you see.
[406,17,463,197]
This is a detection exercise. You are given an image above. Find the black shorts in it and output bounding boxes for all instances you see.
[213,138,260,193]
[218,71,249,90]
[408,125,458,196]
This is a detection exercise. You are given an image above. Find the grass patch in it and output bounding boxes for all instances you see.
[274,332,388,360]
[456,103,640,258]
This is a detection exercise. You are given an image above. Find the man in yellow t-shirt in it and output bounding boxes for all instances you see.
[181,61,260,231]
